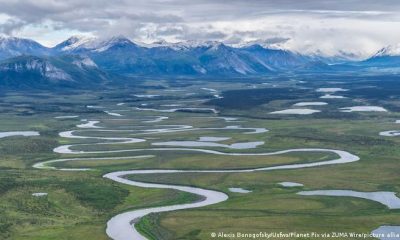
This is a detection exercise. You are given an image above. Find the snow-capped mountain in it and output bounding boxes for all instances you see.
[82,37,313,75]
[235,39,289,50]
[94,36,138,52]
[91,39,275,75]
[136,40,312,74]
[361,43,400,68]
[0,37,50,59]
[54,35,139,53]
[238,44,309,70]
[53,35,96,52]
[0,55,111,89]
[0,35,399,84]
[307,50,362,64]
[373,44,400,57]
[142,40,224,51]
[194,42,262,75]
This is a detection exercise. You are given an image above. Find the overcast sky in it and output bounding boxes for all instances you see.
[1,0,400,58]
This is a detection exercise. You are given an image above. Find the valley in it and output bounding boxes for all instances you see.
[1,75,400,239]
[2,1,400,239]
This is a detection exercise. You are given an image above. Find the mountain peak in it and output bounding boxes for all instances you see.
[106,35,131,42]
[93,35,137,52]
[373,43,400,57]
[55,35,137,53]
[0,36,45,46]
[0,37,49,59]
[66,35,93,44]
[54,35,96,52]
[137,39,224,50]
[236,39,289,50]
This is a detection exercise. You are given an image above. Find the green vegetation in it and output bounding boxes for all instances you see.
[1,76,400,239]
[63,180,129,211]
[136,214,173,240]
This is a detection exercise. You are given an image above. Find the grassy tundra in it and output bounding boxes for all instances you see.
[1,76,400,239]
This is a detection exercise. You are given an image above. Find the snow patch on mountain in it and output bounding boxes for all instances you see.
[72,57,98,68]
[141,40,225,51]
[374,43,400,57]
[59,35,96,52]
[0,36,49,58]
[0,57,72,81]
[56,35,136,53]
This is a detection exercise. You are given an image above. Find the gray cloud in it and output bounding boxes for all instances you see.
[0,18,26,35]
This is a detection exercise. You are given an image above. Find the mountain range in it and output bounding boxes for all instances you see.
[0,35,399,89]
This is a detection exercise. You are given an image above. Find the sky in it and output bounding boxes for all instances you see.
[1,0,400,58]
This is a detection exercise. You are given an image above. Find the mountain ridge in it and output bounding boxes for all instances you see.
[0,35,399,89]
[0,54,113,90]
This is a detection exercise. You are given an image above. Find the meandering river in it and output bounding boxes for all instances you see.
[33,114,365,240]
